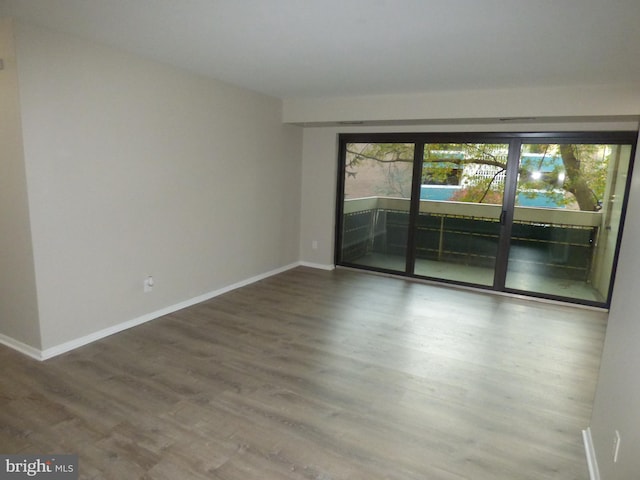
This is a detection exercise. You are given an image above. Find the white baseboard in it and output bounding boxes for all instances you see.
[3,262,302,361]
[0,333,44,361]
[299,261,335,271]
[583,427,601,480]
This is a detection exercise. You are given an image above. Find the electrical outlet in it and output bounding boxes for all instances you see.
[144,276,154,293]
[312,240,318,250]
[613,430,621,463]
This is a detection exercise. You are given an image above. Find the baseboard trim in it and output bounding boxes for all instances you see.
[583,427,601,480]
[299,261,335,271]
[0,333,44,361]
[3,262,301,361]
[3,261,338,361]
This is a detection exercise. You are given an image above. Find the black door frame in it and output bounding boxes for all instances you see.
[335,131,637,308]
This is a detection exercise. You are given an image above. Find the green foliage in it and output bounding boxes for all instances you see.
[346,141,611,211]
[423,143,507,205]
[518,144,608,210]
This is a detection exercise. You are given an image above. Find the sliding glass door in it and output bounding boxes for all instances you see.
[339,142,416,273]
[336,132,636,307]
[414,142,509,286]
[505,141,635,303]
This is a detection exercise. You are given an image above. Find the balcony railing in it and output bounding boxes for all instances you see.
[342,197,601,281]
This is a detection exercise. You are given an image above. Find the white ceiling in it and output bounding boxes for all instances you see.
[1,0,639,99]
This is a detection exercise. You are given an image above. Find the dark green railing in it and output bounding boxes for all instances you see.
[342,198,599,281]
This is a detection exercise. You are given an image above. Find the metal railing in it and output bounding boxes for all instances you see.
[342,197,601,281]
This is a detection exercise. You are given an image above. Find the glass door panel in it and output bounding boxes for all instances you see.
[414,143,509,286]
[505,143,634,303]
[336,132,636,307]
[339,143,415,273]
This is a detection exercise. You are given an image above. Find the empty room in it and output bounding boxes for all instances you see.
[1,1,639,479]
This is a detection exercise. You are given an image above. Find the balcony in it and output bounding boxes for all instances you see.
[341,197,608,303]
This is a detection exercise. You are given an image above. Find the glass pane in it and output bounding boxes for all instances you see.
[505,143,633,303]
[414,143,509,286]
[340,143,415,272]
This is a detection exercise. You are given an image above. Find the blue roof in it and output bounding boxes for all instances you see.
[520,154,564,173]
[420,185,564,208]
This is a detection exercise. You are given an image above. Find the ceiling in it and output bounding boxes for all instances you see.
[1,0,639,99]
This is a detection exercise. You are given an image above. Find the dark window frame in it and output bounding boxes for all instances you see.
[335,130,638,308]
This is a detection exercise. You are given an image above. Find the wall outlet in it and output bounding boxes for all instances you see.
[613,430,621,463]
[144,276,154,293]
[312,240,318,250]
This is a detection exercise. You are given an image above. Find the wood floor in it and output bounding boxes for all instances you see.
[0,267,607,479]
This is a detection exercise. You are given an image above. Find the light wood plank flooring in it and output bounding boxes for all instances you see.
[0,267,607,479]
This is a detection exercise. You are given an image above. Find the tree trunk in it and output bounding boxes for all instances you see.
[559,145,597,211]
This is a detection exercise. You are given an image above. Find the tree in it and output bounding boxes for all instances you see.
[345,143,414,198]
[345,142,608,211]
[558,144,604,211]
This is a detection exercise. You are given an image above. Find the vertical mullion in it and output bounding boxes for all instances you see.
[334,137,348,265]
[405,142,425,275]
[494,138,521,290]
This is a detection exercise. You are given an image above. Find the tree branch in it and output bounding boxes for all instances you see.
[478,168,506,203]
[346,148,413,164]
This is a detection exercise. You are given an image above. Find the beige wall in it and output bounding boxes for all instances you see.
[299,127,340,267]
[284,85,640,125]
[13,21,302,351]
[0,18,41,350]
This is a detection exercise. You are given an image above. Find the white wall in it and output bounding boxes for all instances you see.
[589,142,640,479]
[0,18,41,350]
[13,22,302,351]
